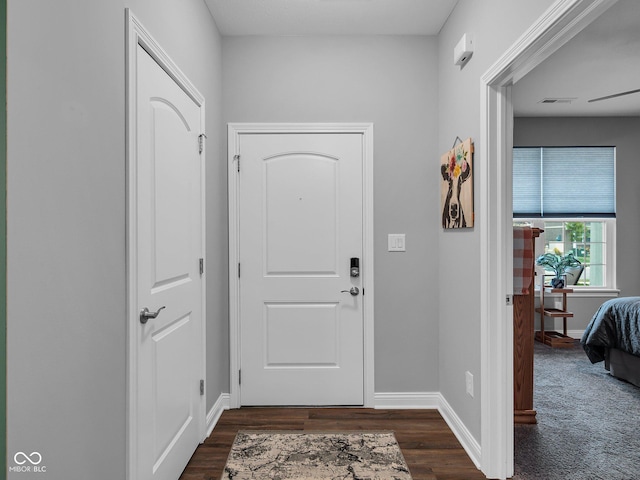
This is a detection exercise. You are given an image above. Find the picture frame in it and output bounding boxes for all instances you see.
[440,138,474,229]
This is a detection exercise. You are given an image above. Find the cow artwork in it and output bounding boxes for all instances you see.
[440,138,474,229]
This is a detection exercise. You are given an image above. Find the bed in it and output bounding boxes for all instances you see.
[581,297,640,387]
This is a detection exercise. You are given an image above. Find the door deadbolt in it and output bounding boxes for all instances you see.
[350,257,360,277]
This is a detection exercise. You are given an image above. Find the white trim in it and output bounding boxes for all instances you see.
[564,329,585,339]
[126,9,207,480]
[206,393,231,438]
[374,392,440,409]
[438,395,482,470]
[539,288,620,298]
[480,81,514,480]
[228,125,240,408]
[479,1,618,478]
[227,123,375,409]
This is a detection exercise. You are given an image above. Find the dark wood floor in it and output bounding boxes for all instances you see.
[179,408,486,480]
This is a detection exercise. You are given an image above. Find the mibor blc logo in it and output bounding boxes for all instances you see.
[9,452,47,474]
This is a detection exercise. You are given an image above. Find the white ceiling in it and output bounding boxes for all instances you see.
[513,0,640,117]
[204,0,458,36]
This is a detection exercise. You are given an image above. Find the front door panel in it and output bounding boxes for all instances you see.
[239,133,363,406]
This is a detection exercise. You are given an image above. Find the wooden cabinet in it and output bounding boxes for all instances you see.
[513,228,541,425]
[514,289,537,424]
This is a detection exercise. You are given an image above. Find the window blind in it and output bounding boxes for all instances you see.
[513,146,615,217]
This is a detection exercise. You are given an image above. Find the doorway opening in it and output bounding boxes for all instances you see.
[479,1,616,478]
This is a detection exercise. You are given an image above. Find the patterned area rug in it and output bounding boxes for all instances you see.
[222,431,412,479]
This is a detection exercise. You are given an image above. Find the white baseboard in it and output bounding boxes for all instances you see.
[206,392,231,438]
[437,395,481,469]
[374,392,481,470]
[566,329,584,339]
[374,392,440,409]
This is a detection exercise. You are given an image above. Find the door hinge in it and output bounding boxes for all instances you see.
[198,134,207,155]
[238,370,241,385]
[199,258,204,275]
[234,154,240,172]
[200,379,204,396]
[238,263,241,278]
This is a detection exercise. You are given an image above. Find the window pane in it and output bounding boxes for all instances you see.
[585,222,607,287]
[544,222,564,255]
[565,222,584,242]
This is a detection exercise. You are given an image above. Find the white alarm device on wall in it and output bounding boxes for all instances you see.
[454,33,474,66]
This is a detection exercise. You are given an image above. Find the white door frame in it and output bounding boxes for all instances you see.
[228,123,374,409]
[126,10,207,480]
[479,1,617,478]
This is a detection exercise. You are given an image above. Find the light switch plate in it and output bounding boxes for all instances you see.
[388,234,406,252]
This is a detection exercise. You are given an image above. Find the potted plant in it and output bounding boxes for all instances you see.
[535,252,582,289]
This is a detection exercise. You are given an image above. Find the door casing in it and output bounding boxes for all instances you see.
[228,123,374,409]
[126,10,207,479]
[479,1,617,478]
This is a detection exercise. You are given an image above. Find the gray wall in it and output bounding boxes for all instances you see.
[8,1,596,476]
[7,1,225,478]
[514,116,640,331]
[437,0,555,441]
[222,35,440,392]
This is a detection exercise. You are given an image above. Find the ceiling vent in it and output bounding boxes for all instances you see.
[539,97,577,104]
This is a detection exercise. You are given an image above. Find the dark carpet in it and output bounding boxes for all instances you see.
[514,341,640,479]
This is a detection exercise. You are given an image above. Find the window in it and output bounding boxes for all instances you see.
[516,219,615,288]
[513,147,616,289]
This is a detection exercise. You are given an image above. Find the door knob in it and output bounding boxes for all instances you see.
[140,306,166,324]
[341,287,360,296]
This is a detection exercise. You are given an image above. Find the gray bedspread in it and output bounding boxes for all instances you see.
[581,297,640,363]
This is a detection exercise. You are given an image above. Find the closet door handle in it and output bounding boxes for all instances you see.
[140,306,166,324]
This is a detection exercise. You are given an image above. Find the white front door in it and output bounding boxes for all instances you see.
[133,42,205,480]
[237,132,365,406]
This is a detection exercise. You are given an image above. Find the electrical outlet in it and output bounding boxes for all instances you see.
[554,299,563,310]
[465,371,474,397]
